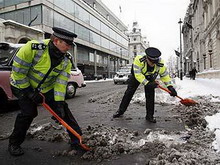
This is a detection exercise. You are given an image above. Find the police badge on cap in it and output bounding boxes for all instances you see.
[52,27,77,45]
[145,47,161,64]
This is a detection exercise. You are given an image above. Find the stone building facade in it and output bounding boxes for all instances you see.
[128,21,149,63]
[0,18,44,43]
[182,0,220,78]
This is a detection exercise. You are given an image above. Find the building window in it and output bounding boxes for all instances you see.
[101,37,109,49]
[90,31,101,46]
[30,6,42,25]
[2,0,29,7]
[197,52,200,72]
[75,3,89,24]
[93,2,96,9]
[77,47,89,61]
[1,5,42,26]
[75,23,89,42]
[89,53,94,62]
[110,29,116,41]
[16,8,30,25]
[53,12,75,32]
[110,41,116,52]
[203,54,206,70]
[101,22,109,36]
[134,45,136,50]
[43,6,53,26]
[90,14,100,31]
[209,52,213,68]
[104,57,108,65]
[134,38,136,41]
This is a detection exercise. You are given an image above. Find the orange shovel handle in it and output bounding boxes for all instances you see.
[42,102,82,141]
[40,94,91,151]
[157,85,183,100]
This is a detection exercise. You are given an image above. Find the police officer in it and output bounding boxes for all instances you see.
[8,27,83,156]
[113,47,177,123]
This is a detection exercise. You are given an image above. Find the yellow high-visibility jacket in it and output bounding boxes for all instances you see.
[133,55,173,87]
[10,39,72,101]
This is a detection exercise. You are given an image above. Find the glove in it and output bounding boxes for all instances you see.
[55,101,66,118]
[167,86,177,97]
[146,81,158,88]
[27,89,44,104]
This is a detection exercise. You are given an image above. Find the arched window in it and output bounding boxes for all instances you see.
[18,38,30,44]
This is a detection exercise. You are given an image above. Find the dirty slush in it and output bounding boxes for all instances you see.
[16,89,219,165]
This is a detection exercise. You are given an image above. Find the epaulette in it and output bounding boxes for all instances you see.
[31,43,47,50]
[65,52,73,60]
[157,62,164,67]
[139,55,147,62]
[65,53,74,66]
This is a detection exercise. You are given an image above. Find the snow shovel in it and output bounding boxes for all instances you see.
[157,85,197,106]
[40,93,91,151]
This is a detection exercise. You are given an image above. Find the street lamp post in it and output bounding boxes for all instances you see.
[120,47,122,67]
[178,18,183,80]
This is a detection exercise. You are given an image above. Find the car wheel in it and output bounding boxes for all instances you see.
[66,83,77,99]
[114,81,117,84]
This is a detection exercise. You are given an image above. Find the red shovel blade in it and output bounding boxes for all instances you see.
[157,85,197,106]
[180,98,197,106]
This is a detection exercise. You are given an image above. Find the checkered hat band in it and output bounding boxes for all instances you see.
[53,32,73,41]
[147,56,159,60]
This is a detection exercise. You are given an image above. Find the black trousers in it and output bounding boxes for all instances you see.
[119,74,155,117]
[9,86,82,146]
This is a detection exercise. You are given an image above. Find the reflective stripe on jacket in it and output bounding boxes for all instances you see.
[10,39,72,101]
[133,55,172,87]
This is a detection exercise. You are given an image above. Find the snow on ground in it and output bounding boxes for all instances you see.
[87,77,220,153]
[132,77,220,153]
[175,77,220,100]
[176,77,220,152]
[17,77,220,163]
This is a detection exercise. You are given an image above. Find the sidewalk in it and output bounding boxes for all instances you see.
[175,77,220,99]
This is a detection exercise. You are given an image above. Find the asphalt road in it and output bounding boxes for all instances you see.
[0,80,185,165]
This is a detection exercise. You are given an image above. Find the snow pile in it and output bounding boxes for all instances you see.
[81,125,187,161]
[26,98,220,164]
[23,77,220,163]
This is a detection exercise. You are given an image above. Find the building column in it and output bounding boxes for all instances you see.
[107,55,110,78]
[113,59,116,73]
[117,58,120,71]
[94,50,97,77]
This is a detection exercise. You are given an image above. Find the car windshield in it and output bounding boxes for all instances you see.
[0,43,18,64]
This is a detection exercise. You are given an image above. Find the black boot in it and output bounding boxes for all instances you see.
[8,144,24,156]
[113,110,124,118]
[145,116,156,123]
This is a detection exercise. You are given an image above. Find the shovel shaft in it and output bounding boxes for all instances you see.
[39,94,91,151]
[157,85,184,100]
[42,102,82,142]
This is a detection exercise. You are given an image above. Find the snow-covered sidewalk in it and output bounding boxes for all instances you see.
[168,77,220,152]
[132,77,220,153]
[175,77,220,100]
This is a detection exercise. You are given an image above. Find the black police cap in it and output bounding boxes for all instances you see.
[145,47,161,59]
[52,27,77,45]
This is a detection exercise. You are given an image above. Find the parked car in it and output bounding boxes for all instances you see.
[113,64,132,84]
[0,42,86,109]
[83,74,104,80]
[67,67,86,98]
